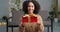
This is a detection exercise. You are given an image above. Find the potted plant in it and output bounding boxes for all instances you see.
[48,7,58,22]
[57,11,60,22]
[48,0,58,22]
[48,11,54,21]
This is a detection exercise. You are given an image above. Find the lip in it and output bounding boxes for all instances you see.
[28,9,34,11]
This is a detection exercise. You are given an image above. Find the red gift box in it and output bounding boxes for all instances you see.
[30,16,37,22]
[22,16,28,23]
[22,16,37,23]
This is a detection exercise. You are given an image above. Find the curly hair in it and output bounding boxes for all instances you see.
[22,0,40,14]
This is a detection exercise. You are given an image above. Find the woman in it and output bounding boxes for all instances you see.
[19,0,44,32]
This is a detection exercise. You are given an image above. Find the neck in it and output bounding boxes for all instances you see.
[28,13,36,16]
[29,13,33,14]
[28,11,34,14]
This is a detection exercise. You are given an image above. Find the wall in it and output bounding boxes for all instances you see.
[0,0,9,19]
[37,0,52,11]
[0,0,52,19]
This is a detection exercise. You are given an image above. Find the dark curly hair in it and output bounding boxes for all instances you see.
[22,0,40,14]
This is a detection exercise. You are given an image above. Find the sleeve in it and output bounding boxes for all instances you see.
[19,16,25,32]
[37,15,44,32]
[19,16,22,26]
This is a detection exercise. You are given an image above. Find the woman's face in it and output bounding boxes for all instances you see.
[27,2,35,14]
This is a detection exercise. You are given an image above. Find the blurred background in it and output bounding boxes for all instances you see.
[0,0,59,32]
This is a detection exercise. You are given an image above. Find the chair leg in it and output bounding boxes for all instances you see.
[12,27,13,32]
[6,27,8,32]
[51,20,53,32]
[51,25,53,32]
[47,27,49,32]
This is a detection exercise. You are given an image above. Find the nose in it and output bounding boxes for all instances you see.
[29,7,33,10]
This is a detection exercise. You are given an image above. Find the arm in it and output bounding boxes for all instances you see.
[19,17,22,32]
[37,15,44,32]
[19,17,25,32]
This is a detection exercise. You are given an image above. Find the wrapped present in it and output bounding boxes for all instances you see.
[22,15,37,23]
[30,16,37,22]
[22,16,28,23]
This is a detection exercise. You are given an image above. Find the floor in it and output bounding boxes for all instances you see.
[0,21,60,32]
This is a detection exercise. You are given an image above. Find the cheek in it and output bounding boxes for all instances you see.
[32,7,35,10]
[32,7,35,12]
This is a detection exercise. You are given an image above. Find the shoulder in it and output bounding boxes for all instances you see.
[36,14,42,18]
[36,14,43,21]
[36,14,43,23]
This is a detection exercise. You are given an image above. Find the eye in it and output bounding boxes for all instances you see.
[28,5,31,7]
[31,6,34,7]
[28,5,34,7]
